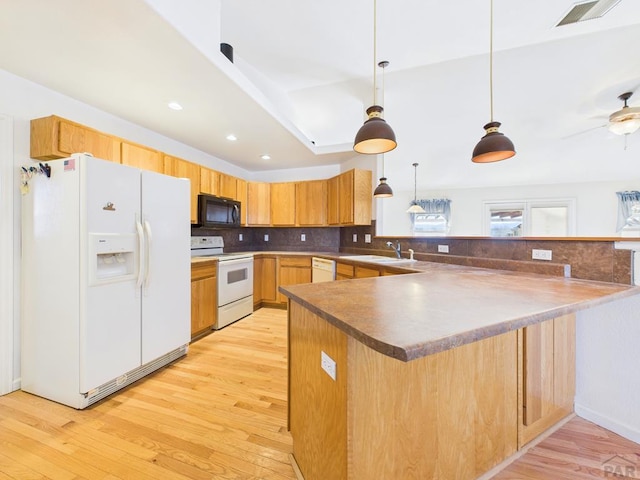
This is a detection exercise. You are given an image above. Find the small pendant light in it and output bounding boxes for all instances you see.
[354,0,397,155]
[406,163,426,213]
[373,153,393,198]
[472,0,515,163]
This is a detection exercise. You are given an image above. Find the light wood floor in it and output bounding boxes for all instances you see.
[491,416,640,479]
[1,308,639,479]
[0,308,296,480]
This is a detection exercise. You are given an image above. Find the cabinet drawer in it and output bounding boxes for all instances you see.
[191,261,217,281]
[336,262,354,278]
[280,256,311,267]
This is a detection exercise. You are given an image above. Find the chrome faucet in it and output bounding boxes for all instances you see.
[386,241,402,259]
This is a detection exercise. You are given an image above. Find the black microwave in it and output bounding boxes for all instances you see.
[197,194,241,228]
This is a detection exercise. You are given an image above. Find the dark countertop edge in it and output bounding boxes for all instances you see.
[280,283,640,362]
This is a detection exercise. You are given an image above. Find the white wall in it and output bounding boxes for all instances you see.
[377,181,640,237]
[576,294,640,443]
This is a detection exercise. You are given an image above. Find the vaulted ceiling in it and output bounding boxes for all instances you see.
[1,0,640,189]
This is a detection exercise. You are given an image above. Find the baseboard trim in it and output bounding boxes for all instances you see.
[575,403,640,444]
[289,453,305,480]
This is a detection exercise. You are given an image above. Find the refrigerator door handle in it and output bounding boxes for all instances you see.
[135,219,145,289]
[143,220,153,289]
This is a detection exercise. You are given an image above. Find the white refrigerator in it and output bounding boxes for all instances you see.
[21,154,190,409]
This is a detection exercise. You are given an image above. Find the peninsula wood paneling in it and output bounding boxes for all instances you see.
[347,330,518,480]
[289,302,348,480]
[518,314,576,448]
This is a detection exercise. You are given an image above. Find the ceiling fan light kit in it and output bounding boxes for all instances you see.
[472,0,515,163]
[354,0,397,155]
[608,92,640,136]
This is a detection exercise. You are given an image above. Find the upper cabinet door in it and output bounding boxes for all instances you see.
[31,115,120,162]
[121,142,163,173]
[296,180,327,226]
[164,155,201,224]
[327,175,340,225]
[219,173,237,199]
[200,167,220,196]
[270,182,296,226]
[247,182,271,226]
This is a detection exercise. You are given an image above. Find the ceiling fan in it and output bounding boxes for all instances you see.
[608,91,640,135]
[564,90,640,141]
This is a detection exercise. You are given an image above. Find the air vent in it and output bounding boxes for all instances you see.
[556,0,622,27]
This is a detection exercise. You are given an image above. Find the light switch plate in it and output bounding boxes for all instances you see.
[365,234,372,243]
[239,233,243,241]
[264,234,269,242]
[438,245,449,253]
[352,234,358,243]
[301,234,306,242]
[321,351,336,381]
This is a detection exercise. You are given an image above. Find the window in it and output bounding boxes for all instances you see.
[411,199,451,236]
[483,199,575,237]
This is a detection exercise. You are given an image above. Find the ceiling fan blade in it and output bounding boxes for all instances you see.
[562,123,608,139]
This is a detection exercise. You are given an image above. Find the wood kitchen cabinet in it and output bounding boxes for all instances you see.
[254,255,278,309]
[247,182,271,226]
[335,262,354,280]
[121,142,163,173]
[355,265,380,278]
[296,180,327,226]
[164,155,201,224]
[277,256,312,303]
[190,261,217,339]
[518,314,575,447]
[271,182,296,226]
[31,115,120,162]
[236,178,247,226]
[328,169,372,226]
[219,172,238,199]
[200,167,220,196]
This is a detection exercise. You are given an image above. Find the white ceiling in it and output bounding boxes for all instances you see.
[1,0,640,189]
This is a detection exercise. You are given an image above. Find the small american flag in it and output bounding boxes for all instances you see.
[64,158,75,171]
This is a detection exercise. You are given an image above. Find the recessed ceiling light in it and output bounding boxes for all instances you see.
[226,134,237,141]
[167,101,183,111]
[261,154,271,160]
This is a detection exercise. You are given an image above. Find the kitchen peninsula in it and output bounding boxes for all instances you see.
[280,264,640,480]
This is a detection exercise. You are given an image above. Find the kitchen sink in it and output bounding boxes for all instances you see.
[340,255,418,266]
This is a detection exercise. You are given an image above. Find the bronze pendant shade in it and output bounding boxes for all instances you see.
[355,105,397,155]
[373,177,393,197]
[472,121,515,163]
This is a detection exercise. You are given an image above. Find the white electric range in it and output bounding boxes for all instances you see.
[191,236,254,329]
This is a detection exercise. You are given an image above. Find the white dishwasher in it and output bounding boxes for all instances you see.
[312,257,336,283]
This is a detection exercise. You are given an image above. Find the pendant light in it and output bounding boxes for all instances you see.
[373,61,394,198]
[354,0,397,155]
[472,0,515,163]
[406,163,426,213]
[373,153,393,197]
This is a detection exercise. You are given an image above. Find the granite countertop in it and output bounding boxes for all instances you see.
[279,263,640,362]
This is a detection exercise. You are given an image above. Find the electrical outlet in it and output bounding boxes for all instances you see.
[438,245,449,253]
[364,234,372,243]
[301,234,306,242]
[239,233,243,241]
[264,234,269,242]
[532,249,552,261]
[352,233,358,243]
[321,351,336,381]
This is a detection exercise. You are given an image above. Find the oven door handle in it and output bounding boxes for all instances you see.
[218,257,253,268]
